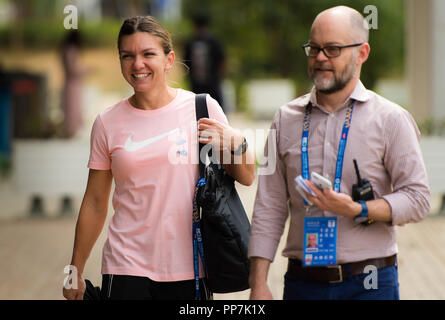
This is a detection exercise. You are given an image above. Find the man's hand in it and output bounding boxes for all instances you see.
[249,257,274,300]
[63,274,86,300]
[249,282,273,300]
[303,179,393,223]
[305,180,361,218]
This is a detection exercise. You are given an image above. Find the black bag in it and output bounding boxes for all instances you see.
[83,279,104,300]
[195,94,251,293]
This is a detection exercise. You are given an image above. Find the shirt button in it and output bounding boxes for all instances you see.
[330,113,335,118]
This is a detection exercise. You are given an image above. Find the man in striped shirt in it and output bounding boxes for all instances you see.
[248,6,430,300]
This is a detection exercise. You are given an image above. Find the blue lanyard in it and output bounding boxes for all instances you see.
[301,102,355,193]
[192,177,206,299]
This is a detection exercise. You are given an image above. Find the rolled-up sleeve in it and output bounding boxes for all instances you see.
[248,112,290,261]
[381,109,431,226]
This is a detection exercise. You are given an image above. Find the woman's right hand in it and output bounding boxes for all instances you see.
[63,274,86,300]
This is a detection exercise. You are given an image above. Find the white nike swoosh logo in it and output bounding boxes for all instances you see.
[124,128,179,152]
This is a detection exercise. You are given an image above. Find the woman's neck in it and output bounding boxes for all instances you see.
[130,86,177,110]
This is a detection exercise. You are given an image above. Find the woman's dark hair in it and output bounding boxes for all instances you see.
[117,16,173,55]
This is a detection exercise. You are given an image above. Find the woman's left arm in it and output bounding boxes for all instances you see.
[198,118,255,186]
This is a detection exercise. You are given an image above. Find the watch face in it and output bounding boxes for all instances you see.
[354,216,369,224]
[240,140,248,153]
[232,138,247,155]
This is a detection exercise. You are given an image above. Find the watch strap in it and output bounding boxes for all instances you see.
[231,137,248,155]
[358,200,368,218]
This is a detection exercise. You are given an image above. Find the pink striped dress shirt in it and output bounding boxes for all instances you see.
[248,81,431,263]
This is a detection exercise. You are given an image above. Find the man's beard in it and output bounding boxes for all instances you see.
[309,58,357,94]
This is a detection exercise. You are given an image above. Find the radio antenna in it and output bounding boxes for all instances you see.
[353,159,362,186]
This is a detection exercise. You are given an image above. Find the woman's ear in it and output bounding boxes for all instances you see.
[165,51,175,71]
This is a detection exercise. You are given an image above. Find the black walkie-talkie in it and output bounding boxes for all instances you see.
[352,159,374,202]
[352,159,375,226]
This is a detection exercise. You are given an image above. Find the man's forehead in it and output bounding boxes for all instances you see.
[310,20,352,45]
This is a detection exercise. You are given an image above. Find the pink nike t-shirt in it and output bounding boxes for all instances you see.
[88,89,228,281]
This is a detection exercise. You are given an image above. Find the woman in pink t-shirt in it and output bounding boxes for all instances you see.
[63,16,255,300]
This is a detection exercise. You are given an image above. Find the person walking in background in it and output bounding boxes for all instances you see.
[184,14,226,112]
[59,30,92,215]
[62,15,254,300]
[248,6,430,300]
[61,30,88,138]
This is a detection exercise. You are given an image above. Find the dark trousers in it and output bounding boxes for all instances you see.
[101,274,211,300]
[283,265,400,300]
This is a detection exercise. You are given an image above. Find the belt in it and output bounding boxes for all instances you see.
[287,254,397,284]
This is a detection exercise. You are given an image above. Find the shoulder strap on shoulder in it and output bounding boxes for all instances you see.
[195,94,209,178]
[195,93,209,120]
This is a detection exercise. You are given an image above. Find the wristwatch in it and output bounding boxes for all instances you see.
[354,200,370,224]
[231,137,248,155]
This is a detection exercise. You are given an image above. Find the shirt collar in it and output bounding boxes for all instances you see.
[309,80,370,108]
[349,80,370,102]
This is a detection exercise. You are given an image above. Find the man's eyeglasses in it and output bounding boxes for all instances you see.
[302,43,363,58]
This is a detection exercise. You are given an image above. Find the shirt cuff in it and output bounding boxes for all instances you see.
[87,161,111,170]
[248,234,279,262]
[382,192,423,226]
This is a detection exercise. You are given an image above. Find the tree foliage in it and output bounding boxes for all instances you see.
[182,0,405,92]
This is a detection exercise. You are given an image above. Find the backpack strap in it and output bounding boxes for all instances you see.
[195,94,209,178]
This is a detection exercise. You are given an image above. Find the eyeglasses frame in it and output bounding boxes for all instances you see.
[302,42,364,58]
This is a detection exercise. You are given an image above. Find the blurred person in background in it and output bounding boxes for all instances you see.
[63,15,254,300]
[184,14,226,112]
[60,30,91,215]
[61,30,88,138]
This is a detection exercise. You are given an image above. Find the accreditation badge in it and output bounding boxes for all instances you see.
[303,217,337,266]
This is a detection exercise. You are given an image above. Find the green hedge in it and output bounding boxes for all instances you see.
[182,0,405,91]
[0,19,122,48]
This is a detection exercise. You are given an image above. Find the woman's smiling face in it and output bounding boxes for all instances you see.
[119,32,174,93]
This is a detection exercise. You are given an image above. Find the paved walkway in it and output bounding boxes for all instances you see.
[1,179,445,300]
[1,113,444,300]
